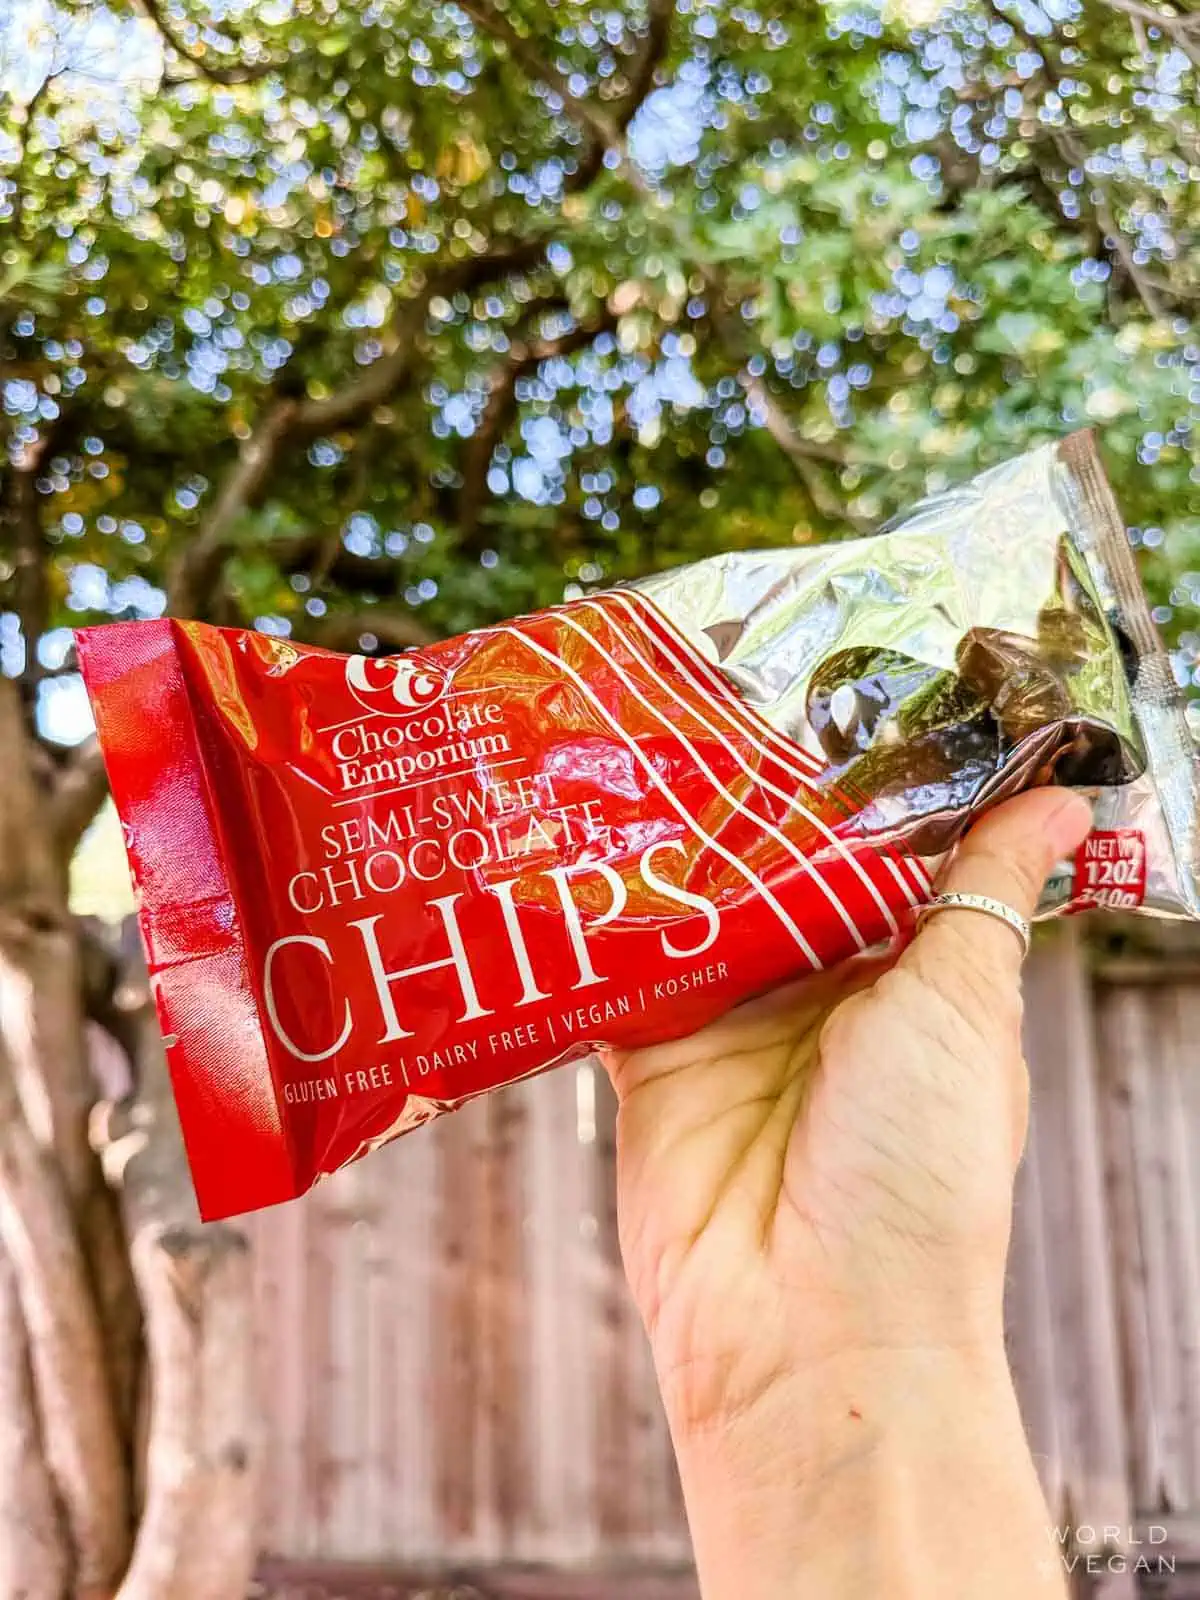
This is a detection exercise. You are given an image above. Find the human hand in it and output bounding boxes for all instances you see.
[600,788,1093,1600]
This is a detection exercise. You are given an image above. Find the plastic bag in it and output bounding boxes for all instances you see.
[76,431,1200,1218]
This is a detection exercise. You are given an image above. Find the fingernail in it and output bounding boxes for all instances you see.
[1044,790,1094,856]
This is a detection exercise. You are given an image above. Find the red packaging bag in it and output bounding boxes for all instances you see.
[76,433,1200,1218]
[77,596,929,1219]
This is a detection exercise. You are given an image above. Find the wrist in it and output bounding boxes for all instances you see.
[668,1342,1064,1600]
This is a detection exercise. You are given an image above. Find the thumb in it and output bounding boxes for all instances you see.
[904,788,1093,985]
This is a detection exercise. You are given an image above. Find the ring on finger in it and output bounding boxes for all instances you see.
[917,892,1032,957]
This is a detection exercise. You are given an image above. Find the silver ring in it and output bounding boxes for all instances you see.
[918,892,1031,957]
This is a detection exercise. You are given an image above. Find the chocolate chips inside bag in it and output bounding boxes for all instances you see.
[638,429,1200,918]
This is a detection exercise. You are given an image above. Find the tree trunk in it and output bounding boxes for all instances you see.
[0,1033,129,1595]
[107,932,258,1600]
[12,920,144,1441]
[0,683,131,1596]
[116,1224,257,1600]
[0,1252,68,1600]
[0,680,259,1600]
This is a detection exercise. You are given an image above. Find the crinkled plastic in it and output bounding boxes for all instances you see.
[76,431,1200,1218]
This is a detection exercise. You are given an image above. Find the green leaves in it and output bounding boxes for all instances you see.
[0,0,1196,696]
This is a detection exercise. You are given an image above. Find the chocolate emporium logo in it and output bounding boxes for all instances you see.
[345,652,450,716]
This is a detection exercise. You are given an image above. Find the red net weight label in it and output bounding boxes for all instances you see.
[1073,829,1147,911]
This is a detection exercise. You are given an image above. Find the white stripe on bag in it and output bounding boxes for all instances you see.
[488,625,824,967]
[624,591,822,774]
[550,611,869,952]
[617,591,933,900]
[589,595,908,928]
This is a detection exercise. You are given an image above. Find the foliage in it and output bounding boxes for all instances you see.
[0,8,1196,1589]
[1,0,1198,728]
[0,9,1196,1587]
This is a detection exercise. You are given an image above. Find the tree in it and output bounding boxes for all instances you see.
[0,0,1196,1593]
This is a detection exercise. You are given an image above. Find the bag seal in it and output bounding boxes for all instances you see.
[76,618,300,1218]
[1056,430,1200,917]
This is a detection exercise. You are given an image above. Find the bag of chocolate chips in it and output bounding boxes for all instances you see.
[76,430,1200,1218]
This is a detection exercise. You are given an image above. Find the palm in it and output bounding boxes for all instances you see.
[603,943,1027,1433]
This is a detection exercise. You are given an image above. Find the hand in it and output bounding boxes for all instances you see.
[599,788,1093,1600]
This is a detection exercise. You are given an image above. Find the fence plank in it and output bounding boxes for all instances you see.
[302,1176,339,1558]
[1097,988,1177,1512]
[1020,931,1135,1591]
[589,1064,687,1560]
[251,1199,284,1548]
[1161,990,1200,1506]
[1119,988,1190,1513]
[523,1064,599,1562]
[592,1065,634,1551]
[257,1560,701,1600]
[384,1112,438,1560]
[432,1094,491,1554]
[359,1161,392,1557]
[331,1161,373,1556]
[484,1084,534,1556]
[272,1192,310,1555]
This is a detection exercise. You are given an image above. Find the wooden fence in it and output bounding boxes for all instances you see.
[251,926,1200,1596]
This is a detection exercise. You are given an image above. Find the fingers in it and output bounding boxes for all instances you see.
[907,788,1093,987]
[602,788,1092,1100]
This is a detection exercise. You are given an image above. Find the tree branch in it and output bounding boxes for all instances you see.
[1096,0,1199,23]
[457,303,619,555]
[0,410,76,699]
[1053,127,1168,322]
[77,918,141,1083]
[563,1,675,192]
[136,0,274,84]
[0,1250,69,1596]
[169,238,547,617]
[289,238,544,437]
[0,462,48,692]
[457,0,621,149]
[8,68,64,240]
[700,300,864,530]
[741,374,865,527]
[1094,0,1200,66]
[91,924,259,1600]
[736,374,852,469]
[458,0,873,516]
[982,0,1175,321]
[270,537,396,597]
[300,427,381,594]
[166,398,297,616]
